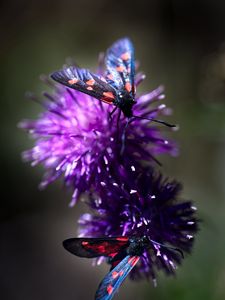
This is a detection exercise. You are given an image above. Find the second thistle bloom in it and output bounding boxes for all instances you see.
[19,73,177,205]
[78,166,198,282]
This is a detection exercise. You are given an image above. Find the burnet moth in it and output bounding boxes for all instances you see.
[63,236,183,300]
[51,38,175,153]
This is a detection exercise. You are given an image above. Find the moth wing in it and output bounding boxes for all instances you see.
[95,255,140,300]
[105,37,135,96]
[51,66,116,104]
[63,237,129,258]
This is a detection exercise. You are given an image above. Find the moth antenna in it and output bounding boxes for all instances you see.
[132,115,176,128]
[150,239,184,259]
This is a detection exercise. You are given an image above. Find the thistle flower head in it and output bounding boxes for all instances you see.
[19,66,177,206]
[78,166,198,282]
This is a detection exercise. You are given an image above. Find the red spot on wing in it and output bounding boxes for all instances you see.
[87,86,93,90]
[101,91,115,103]
[128,256,139,266]
[125,82,132,92]
[100,98,114,104]
[107,285,113,295]
[68,78,79,85]
[121,52,130,61]
[82,241,89,246]
[86,79,95,86]
[119,270,124,276]
[108,253,117,258]
[107,74,114,80]
[112,271,119,279]
[128,257,133,264]
[116,66,126,72]
[81,239,128,256]
[100,97,113,104]
[116,237,129,242]
[97,245,108,252]
[103,92,115,99]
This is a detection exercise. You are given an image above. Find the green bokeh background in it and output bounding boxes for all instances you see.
[1,1,225,299]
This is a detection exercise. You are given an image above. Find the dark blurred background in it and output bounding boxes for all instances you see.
[1,0,225,299]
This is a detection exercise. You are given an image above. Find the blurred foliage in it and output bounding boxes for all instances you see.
[1,0,225,299]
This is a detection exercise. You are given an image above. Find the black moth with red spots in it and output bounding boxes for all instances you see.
[63,236,184,299]
[51,38,175,155]
[63,236,174,300]
[51,38,136,118]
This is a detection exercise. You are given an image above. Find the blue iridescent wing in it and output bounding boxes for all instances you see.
[105,37,135,97]
[95,255,140,300]
[51,66,116,104]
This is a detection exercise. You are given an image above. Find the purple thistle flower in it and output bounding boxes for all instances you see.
[19,67,177,206]
[78,166,198,283]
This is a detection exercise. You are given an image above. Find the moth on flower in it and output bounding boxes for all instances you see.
[51,37,176,153]
[76,166,198,298]
[19,39,177,205]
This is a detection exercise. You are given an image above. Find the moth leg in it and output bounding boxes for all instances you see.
[109,106,118,120]
[120,118,130,155]
[115,109,122,144]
